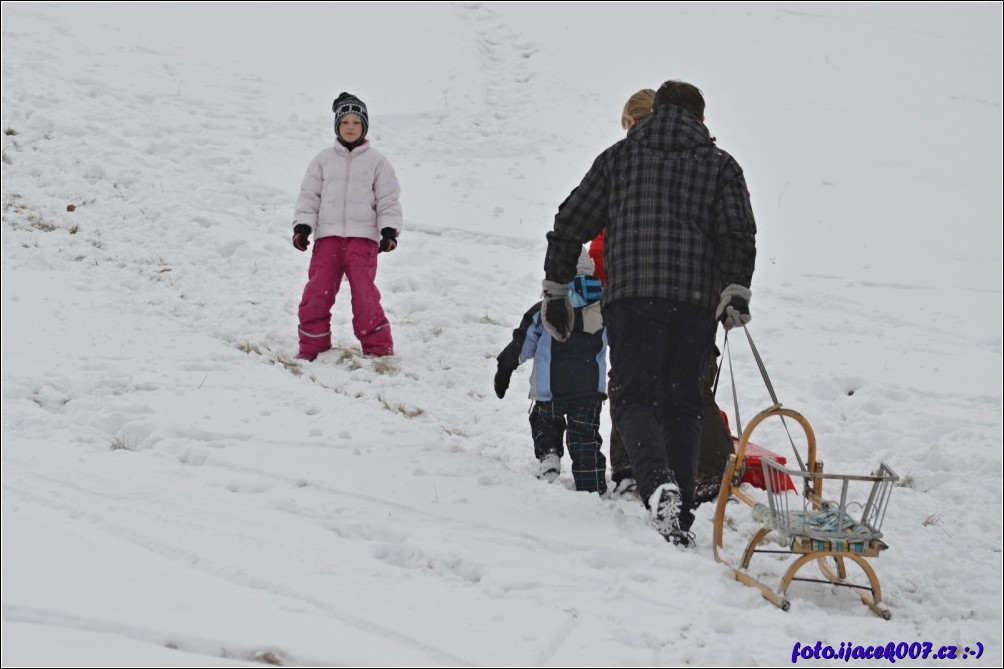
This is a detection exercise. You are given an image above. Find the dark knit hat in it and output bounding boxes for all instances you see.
[332,92,369,139]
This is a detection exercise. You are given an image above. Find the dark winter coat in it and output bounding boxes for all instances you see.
[496,286,607,403]
[544,104,757,310]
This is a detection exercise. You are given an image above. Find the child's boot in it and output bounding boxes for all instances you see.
[536,452,561,483]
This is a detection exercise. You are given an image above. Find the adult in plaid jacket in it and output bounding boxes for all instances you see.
[541,80,757,544]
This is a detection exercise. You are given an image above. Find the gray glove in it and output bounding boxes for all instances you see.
[715,284,752,330]
[540,280,574,342]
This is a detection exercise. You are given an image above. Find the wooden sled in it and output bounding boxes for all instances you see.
[712,404,898,618]
[711,330,898,619]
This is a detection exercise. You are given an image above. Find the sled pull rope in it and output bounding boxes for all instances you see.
[718,326,808,473]
[743,325,779,405]
[716,330,743,437]
[743,325,807,473]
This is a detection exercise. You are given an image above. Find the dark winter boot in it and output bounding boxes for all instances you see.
[649,482,696,548]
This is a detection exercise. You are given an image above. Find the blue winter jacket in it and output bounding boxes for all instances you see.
[495,276,607,402]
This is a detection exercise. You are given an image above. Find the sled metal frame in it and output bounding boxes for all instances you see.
[711,403,899,619]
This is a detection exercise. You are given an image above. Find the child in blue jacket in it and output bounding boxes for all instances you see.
[494,250,607,495]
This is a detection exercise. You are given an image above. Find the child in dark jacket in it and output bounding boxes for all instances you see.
[494,250,608,495]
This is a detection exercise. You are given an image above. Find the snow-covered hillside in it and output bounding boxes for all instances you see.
[2,3,1001,665]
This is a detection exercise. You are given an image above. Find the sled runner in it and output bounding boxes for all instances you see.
[712,328,898,619]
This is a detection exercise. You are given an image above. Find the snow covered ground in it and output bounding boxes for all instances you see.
[2,2,1001,666]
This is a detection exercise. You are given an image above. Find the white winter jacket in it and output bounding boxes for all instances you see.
[294,141,403,242]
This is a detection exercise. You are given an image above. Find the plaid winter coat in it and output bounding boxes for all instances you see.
[544,104,757,310]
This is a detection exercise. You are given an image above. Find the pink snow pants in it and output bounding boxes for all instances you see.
[297,236,394,357]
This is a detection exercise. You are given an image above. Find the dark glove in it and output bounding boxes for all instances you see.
[292,224,312,252]
[540,280,574,342]
[494,367,512,399]
[379,227,398,253]
[715,284,752,330]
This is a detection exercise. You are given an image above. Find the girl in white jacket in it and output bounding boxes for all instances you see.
[291,92,403,360]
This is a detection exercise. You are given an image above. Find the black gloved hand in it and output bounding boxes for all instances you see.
[379,227,398,253]
[715,284,752,330]
[540,280,573,342]
[292,224,312,252]
[494,367,512,399]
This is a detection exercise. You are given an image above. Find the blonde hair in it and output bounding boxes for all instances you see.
[621,88,656,130]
